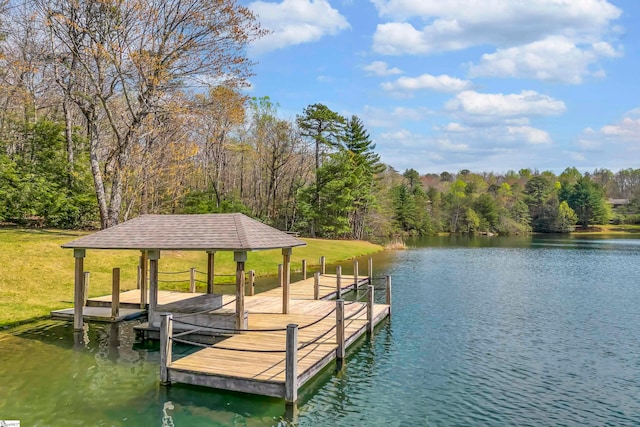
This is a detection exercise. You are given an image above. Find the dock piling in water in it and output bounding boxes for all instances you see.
[160,313,173,385]
[73,248,86,331]
[336,266,342,300]
[386,276,392,314]
[367,285,374,334]
[336,299,345,360]
[285,324,299,404]
[140,251,148,308]
[111,268,120,320]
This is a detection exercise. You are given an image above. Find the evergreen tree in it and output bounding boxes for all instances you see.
[296,104,346,236]
[343,115,384,239]
[565,177,610,228]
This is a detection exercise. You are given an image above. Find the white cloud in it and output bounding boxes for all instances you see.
[382,73,472,93]
[374,123,557,173]
[362,105,432,127]
[363,61,403,76]
[564,109,640,169]
[370,1,621,66]
[577,108,640,143]
[600,111,640,141]
[506,125,551,144]
[441,122,467,132]
[469,36,622,84]
[249,0,350,54]
[445,90,566,119]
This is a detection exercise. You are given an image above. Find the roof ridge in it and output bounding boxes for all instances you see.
[233,213,249,249]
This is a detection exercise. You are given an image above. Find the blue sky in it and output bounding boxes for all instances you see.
[240,0,640,175]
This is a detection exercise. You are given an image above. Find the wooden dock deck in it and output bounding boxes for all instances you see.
[53,271,391,402]
[166,300,389,400]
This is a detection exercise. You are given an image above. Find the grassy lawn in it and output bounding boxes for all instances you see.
[0,228,382,327]
[573,224,640,234]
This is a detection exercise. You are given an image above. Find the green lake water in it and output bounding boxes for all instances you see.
[1,235,639,426]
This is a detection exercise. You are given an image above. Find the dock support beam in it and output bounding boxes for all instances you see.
[139,251,148,308]
[367,285,374,334]
[285,324,298,404]
[235,251,247,330]
[314,272,320,300]
[282,248,292,314]
[320,256,326,275]
[336,266,342,300]
[336,299,345,360]
[73,249,86,331]
[278,264,283,287]
[160,313,173,385]
[148,250,160,324]
[368,257,373,284]
[301,259,307,280]
[111,268,120,320]
[206,251,215,294]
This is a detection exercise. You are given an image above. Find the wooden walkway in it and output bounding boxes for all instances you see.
[51,306,146,323]
[53,272,391,402]
[87,289,204,308]
[167,300,389,399]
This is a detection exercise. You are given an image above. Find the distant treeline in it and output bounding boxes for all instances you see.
[1,1,639,237]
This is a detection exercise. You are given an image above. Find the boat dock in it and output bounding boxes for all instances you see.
[159,273,390,403]
[57,214,392,403]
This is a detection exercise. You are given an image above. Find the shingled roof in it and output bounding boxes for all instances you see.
[62,214,306,251]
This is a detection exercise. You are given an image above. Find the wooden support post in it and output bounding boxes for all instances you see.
[83,272,90,306]
[137,264,141,289]
[248,270,255,296]
[235,251,247,331]
[336,299,345,360]
[314,272,320,300]
[284,403,299,425]
[206,251,215,294]
[111,267,120,320]
[73,249,86,331]
[189,267,196,293]
[282,248,292,314]
[278,264,283,287]
[160,313,173,385]
[368,257,373,284]
[285,324,298,404]
[353,260,359,287]
[320,256,326,275]
[140,251,148,309]
[367,284,374,334]
[302,259,307,280]
[336,266,342,300]
[148,250,160,324]
[386,276,392,315]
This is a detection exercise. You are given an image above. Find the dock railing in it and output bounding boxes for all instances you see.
[151,268,253,294]
[159,296,360,403]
